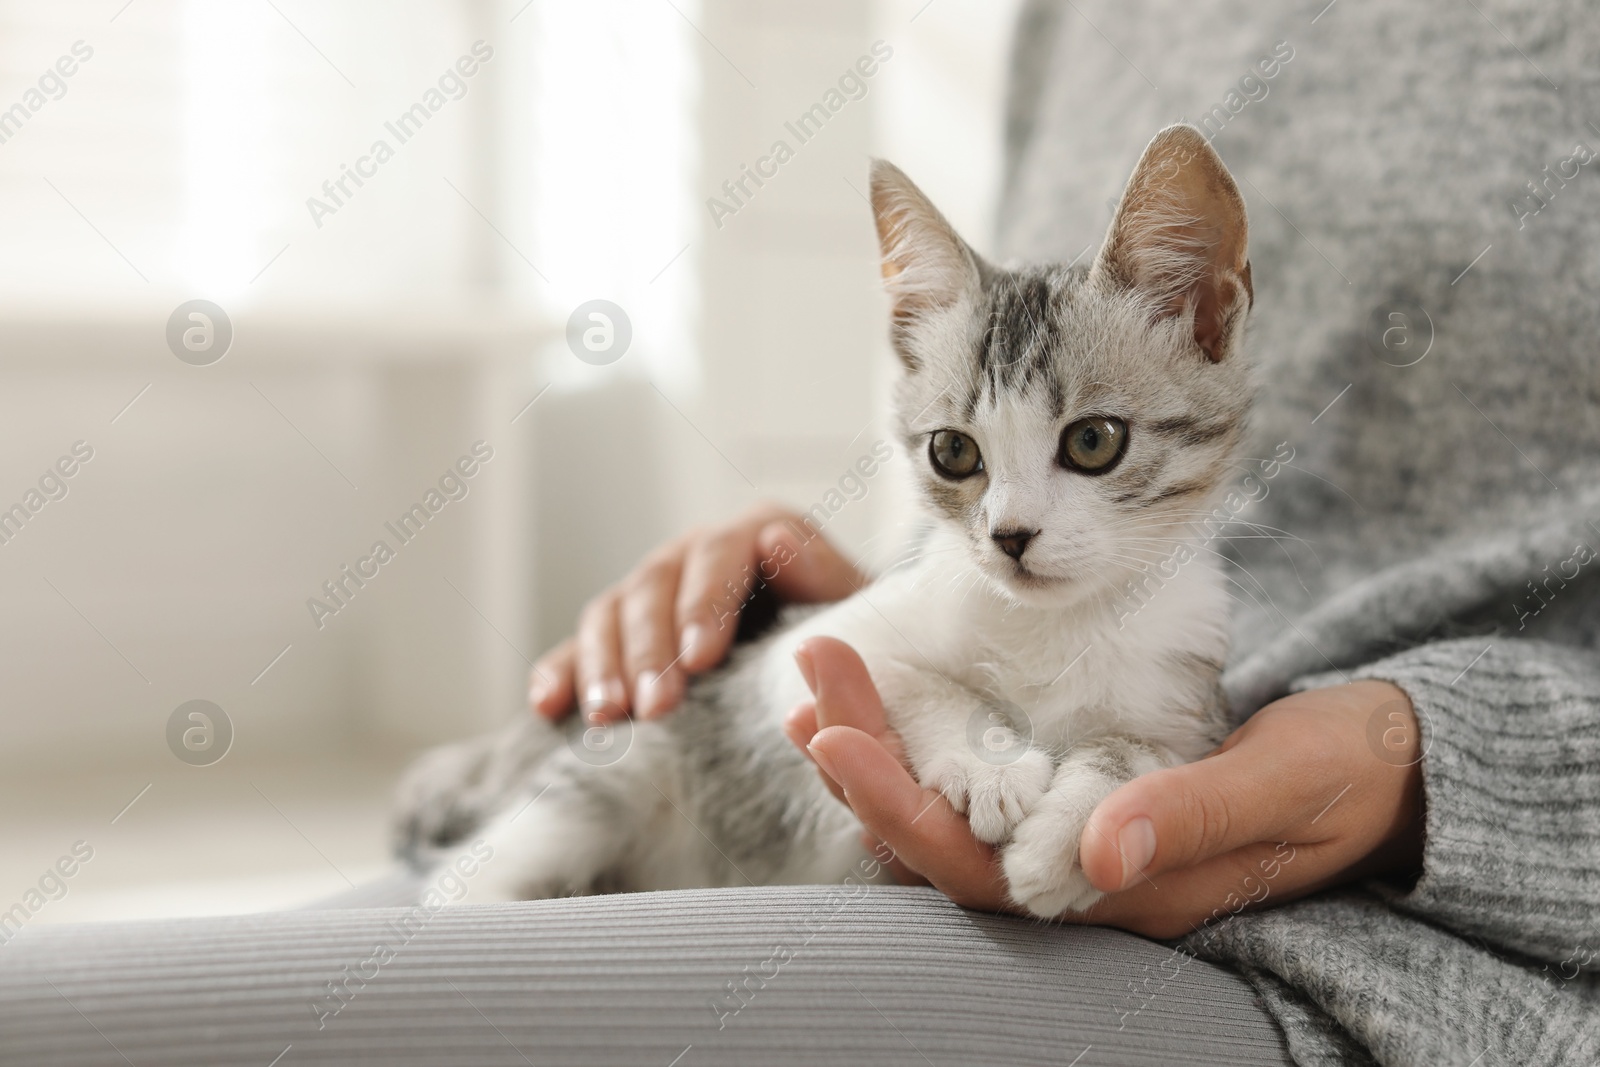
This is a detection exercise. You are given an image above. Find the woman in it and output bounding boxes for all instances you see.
[528,1,1600,1062]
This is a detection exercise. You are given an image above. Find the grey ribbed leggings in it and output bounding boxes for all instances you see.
[0,880,1292,1066]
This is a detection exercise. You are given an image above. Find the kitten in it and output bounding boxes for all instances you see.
[395,125,1253,917]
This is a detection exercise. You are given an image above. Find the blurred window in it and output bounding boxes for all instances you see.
[0,0,697,374]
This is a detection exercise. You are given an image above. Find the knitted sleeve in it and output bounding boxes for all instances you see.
[1346,637,1600,965]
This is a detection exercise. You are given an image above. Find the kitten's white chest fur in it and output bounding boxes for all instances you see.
[764,522,1228,763]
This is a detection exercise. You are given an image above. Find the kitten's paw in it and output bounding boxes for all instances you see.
[1002,805,1104,918]
[922,747,1053,844]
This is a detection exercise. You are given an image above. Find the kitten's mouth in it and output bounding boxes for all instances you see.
[1001,561,1065,589]
[973,540,1076,597]
[985,552,1102,601]
[982,563,1083,610]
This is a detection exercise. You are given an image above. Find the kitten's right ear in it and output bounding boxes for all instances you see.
[870,159,982,367]
[1090,125,1251,362]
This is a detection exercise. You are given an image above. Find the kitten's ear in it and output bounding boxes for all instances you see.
[1090,125,1251,362]
[870,159,982,366]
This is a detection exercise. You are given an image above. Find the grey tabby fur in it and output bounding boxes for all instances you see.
[394,616,854,889]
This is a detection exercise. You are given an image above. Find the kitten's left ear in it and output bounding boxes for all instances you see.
[1091,125,1252,362]
[870,159,983,368]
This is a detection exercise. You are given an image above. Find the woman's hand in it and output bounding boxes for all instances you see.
[529,504,864,722]
[787,636,1426,939]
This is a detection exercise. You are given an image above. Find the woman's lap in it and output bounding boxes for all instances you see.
[1,880,1291,1066]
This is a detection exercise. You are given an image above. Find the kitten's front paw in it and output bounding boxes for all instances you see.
[1002,804,1104,918]
[921,747,1053,844]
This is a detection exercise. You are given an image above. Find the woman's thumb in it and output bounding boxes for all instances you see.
[1078,749,1291,894]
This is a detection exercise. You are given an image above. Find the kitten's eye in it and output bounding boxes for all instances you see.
[929,430,983,479]
[1059,417,1128,474]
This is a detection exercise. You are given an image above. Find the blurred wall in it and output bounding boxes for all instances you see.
[0,0,1020,779]
[531,0,1024,656]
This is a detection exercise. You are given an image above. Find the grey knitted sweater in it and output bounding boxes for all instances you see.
[1001,1,1600,1063]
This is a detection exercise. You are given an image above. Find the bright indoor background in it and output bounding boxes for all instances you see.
[0,0,1020,923]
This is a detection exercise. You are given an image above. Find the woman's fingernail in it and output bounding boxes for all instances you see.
[1117,817,1157,890]
[529,677,549,706]
[584,680,624,716]
[680,624,709,661]
[807,740,839,782]
[793,646,817,692]
[636,669,683,720]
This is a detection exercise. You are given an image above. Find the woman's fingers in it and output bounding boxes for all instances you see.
[575,593,628,721]
[674,526,764,673]
[794,637,1006,909]
[808,725,1006,910]
[759,520,865,604]
[674,509,866,675]
[783,700,849,803]
[619,550,687,720]
[528,639,576,720]
[860,832,933,887]
[536,503,868,722]
[794,636,890,736]
[783,699,818,748]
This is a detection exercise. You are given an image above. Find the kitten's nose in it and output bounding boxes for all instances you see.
[991,528,1038,561]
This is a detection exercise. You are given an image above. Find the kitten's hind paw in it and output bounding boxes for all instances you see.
[922,746,1053,844]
